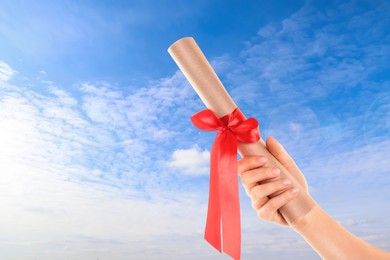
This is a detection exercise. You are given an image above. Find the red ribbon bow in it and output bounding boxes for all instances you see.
[191,107,260,260]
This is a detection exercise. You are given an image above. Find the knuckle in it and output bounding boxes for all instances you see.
[237,162,245,175]
[257,207,269,220]
[238,156,258,173]
[251,199,258,210]
[244,188,250,196]
[240,171,250,184]
[263,182,276,195]
[266,199,277,212]
[245,183,255,196]
[251,196,266,210]
[244,186,253,197]
[249,185,261,199]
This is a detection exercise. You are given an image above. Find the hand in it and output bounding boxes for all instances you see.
[238,136,308,226]
[240,137,390,259]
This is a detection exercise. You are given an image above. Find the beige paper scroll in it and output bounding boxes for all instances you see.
[168,37,315,225]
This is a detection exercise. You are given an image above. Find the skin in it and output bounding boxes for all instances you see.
[238,136,306,226]
[238,136,390,259]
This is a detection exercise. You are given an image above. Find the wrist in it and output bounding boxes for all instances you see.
[290,201,319,233]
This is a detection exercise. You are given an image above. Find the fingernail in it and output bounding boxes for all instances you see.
[257,156,266,163]
[291,187,299,194]
[283,179,292,185]
[272,168,280,176]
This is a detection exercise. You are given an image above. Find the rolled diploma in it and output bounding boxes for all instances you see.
[168,37,315,224]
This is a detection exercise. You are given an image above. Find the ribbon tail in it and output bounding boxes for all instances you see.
[220,131,241,260]
[204,136,222,252]
[191,107,258,260]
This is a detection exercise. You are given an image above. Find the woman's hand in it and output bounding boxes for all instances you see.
[239,137,390,259]
[238,136,307,226]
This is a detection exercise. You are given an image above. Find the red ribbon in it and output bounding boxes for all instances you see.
[191,107,260,260]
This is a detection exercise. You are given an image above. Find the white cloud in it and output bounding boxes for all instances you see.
[0,75,187,197]
[0,60,16,82]
[0,65,214,259]
[168,145,210,176]
[0,163,212,259]
[79,72,197,143]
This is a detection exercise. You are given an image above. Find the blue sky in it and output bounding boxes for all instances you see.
[0,0,389,259]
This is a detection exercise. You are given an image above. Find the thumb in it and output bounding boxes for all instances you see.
[266,136,308,192]
[265,136,297,173]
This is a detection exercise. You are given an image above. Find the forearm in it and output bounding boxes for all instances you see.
[291,203,390,260]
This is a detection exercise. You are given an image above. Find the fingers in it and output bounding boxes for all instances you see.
[266,136,296,170]
[241,166,280,196]
[250,178,293,209]
[237,156,266,176]
[238,138,304,225]
[255,187,300,223]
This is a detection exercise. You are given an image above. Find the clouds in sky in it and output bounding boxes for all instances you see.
[167,145,210,176]
[0,61,15,82]
[0,0,389,259]
[0,64,212,259]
